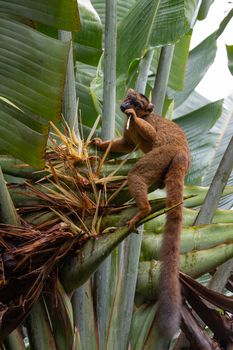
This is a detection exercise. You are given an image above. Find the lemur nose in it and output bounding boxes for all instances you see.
[120,104,126,112]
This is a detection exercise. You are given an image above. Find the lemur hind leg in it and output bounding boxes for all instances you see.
[127,146,175,229]
[127,175,151,229]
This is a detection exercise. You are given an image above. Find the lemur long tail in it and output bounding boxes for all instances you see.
[156,153,187,339]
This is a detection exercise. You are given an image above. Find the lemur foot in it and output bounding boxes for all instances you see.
[127,219,139,234]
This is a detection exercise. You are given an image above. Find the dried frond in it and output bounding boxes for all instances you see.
[16,127,135,237]
[0,221,86,340]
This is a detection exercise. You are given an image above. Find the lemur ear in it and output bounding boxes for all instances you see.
[147,103,154,112]
[127,88,135,94]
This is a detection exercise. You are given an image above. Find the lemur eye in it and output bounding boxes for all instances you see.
[135,100,143,108]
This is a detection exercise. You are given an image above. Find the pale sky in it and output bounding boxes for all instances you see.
[191,0,233,101]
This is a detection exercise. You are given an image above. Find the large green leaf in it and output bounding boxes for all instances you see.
[170,10,233,108]
[168,32,191,91]
[0,17,69,121]
[74,0,102,66]
[177,100,223,139]
[226,45,233,75]
[149,0,199,46]
[173,91,210,118]
[0,100,47,168]
[0,0,80,31]
[91,0,137,25]
[149,32,192,94]
[0,17,70,167]
[216,8,233,38]
[116,0,161,94]
[129,304,157,350]
[116,0,199,99]
[202,93,233,208]
[90,0,203,128]
[176,100,223,184]
[170,33,217,108]
[197,0,215,20]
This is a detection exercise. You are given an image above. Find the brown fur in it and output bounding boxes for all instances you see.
[93,89,190,339]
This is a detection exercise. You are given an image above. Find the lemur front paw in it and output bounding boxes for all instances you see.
[91,137,103,147]
[125,108,137,119]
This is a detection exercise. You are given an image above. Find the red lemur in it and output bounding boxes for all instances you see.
[93,89,190,339]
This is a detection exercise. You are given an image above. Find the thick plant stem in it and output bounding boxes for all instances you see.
[0,167,19,225]
[58,31,78,134]
[195,136,233,225]
[101,0,117,140]
[26,298,57,350]
[135,50,154,93]
[152,45,175,116]
[4,329,25,350]
[106,226,143,349]
[94,1,117,347]
[0,168,23,346]
[196,136,233,292]
[72,281,98,350]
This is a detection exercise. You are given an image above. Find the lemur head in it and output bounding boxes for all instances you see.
[120,89,154,117]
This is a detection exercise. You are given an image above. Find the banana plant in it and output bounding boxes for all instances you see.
[0,0,80,168]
